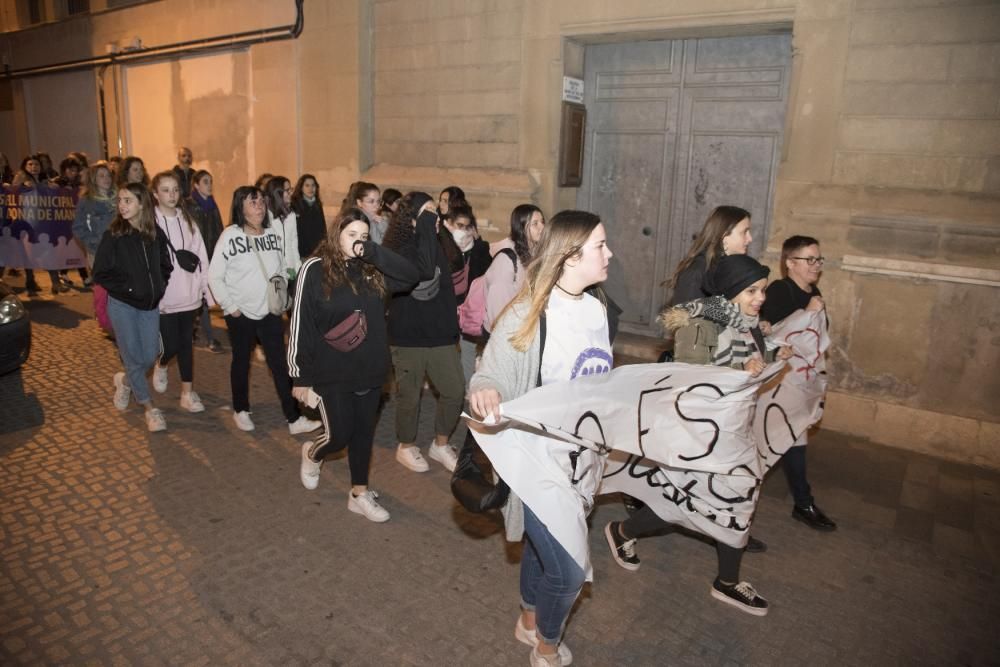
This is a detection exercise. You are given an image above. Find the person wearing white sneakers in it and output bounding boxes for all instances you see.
[382,192,466,474]
[208,185,320,435]
[149,171,213,414]
[468,211,620,666]
[93,182,173,433]
[287,208,419,521]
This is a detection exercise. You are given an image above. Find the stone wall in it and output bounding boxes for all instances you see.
[0,0,997,466]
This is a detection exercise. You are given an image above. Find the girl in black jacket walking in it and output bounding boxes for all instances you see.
[287,208,419,521]
[92,182,173,432]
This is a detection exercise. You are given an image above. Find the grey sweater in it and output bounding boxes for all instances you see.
[468,301,541,542]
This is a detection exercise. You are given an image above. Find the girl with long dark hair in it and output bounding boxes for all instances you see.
[263,176,302,283]
[291,173,325,259]
[287,208,419,520]
[483,204,545,333]
[667,205,752,305]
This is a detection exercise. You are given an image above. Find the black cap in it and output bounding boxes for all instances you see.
[703,254,770,300]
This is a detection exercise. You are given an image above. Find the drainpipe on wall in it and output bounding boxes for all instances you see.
[2,0,304,157]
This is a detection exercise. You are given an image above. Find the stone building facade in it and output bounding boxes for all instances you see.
[1,0,997,465]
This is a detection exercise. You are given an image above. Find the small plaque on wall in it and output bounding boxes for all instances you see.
[559,102,586,187]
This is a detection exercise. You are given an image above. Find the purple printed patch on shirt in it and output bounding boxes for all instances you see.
[570,347,613,380]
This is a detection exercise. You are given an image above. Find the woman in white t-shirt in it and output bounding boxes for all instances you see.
[468,210,620,667]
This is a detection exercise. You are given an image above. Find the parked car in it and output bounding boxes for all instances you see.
[0,281,31,374]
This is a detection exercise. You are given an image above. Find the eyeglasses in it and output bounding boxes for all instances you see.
[791,256,825,266]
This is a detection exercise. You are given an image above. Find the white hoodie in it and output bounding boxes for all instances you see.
[268,210,301,279]
[156,207,213,314]
[208,223,286,320]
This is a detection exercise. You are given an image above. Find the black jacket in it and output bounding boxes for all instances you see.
[384,214,460,347]
[295,200,326,259]
[760,277,820,324]
[456,238,492,306]
[288,242,419,391]
[185,197,223,261]
[93,226,173,310]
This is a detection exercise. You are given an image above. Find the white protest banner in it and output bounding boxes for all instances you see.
[0,184,86,270]
[469,362,782,568]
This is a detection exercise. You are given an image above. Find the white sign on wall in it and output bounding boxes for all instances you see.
[562,76,584,104]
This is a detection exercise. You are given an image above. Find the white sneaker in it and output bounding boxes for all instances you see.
[288,416,322,435]
[145,408,167,433]
[348,489,390,523]
[428,442,458,472]
[180,391,205,413]
[112,372,131,411]
[395,444,429,472]
[233,410,255,431]
[300,441,322,490]
[152,364,168,393]
[515,616,573,665]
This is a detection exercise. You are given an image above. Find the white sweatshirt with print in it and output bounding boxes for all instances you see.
[208,224,286,320]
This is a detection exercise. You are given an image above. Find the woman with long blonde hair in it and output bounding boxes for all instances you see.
[468,210,620,667]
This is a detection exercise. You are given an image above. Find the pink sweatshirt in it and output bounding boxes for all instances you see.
[155,207,214,314]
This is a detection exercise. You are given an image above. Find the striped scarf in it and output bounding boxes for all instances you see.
[675,296,762,368]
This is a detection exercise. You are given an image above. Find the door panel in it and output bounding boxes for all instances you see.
[578,34,791,334]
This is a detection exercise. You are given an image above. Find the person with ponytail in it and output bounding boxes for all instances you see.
[468,210,620,667]
[287,208,419,520]
[92,182,173,432]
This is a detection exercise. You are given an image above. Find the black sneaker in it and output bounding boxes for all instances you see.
[206,340,224,353]
[604,521,640,571]
[745,536,767,553]
[711,578,769,616]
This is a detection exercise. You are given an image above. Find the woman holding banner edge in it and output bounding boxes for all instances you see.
[468,210,620,667]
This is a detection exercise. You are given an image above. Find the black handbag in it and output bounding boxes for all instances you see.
[163,216,201,273]
[450,315,547,513]
[451,429,510,513]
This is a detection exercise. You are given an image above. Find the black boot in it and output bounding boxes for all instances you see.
[792,503,837,531]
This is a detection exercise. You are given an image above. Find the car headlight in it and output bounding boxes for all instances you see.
[0,294,26,324]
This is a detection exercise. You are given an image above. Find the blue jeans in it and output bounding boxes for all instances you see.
[520,505,586,645]
[107,296,161,404]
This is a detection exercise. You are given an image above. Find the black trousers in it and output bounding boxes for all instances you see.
[621,505,743,582]
[783,445,814,508]
[159,309,196,382]
[224,313,299,422]
[307,387,381,486]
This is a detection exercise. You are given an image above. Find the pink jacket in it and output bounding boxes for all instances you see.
[483,238,525,332]
[155,208,214,314]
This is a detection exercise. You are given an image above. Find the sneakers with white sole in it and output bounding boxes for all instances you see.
[530,645,565,667]
[233,410,255,431]
[300,442,322,490]
[145,408,167,432]
[710,578,769,616]
[604,521,640,571]
[428,442,458,472]
[515,615,573,665]
[288,416,322,435]
[112,372,131,411]
[152,364,168,393]
[180,391,205,413]
[395,444,429,472]
[348,489,390,522]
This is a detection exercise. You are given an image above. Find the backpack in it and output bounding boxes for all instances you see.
[457,247,517,337]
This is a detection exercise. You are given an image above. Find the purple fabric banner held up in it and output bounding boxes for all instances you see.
[0,184,86,270]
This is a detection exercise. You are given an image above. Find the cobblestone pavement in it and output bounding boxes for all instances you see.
[2,283,999,666]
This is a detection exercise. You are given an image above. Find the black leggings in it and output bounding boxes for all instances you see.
[224,313,299,422]
[621,505,743,582]
[159,309,196,382]
[307,387,381,486]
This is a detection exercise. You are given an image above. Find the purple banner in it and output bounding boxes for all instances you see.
[0,184,86,270]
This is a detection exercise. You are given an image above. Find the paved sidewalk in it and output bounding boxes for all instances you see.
[1,286,998,666]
